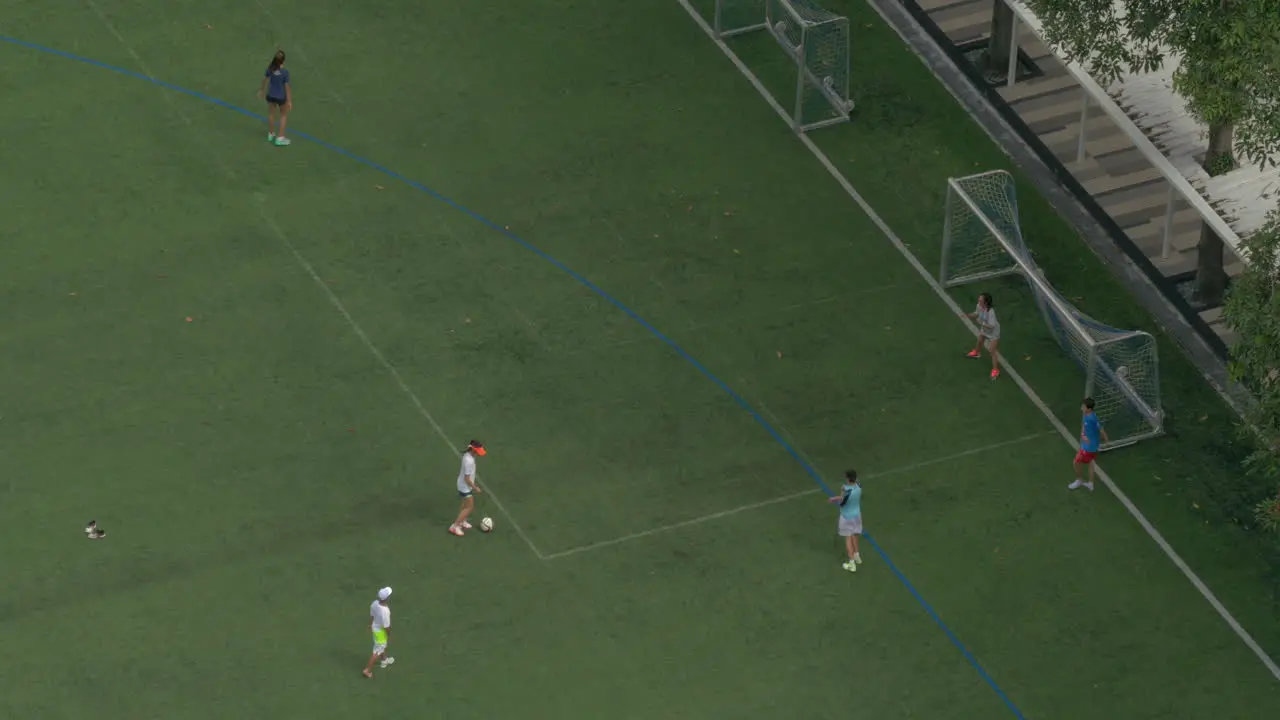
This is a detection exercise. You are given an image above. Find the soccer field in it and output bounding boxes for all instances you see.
[2,0,1278,717]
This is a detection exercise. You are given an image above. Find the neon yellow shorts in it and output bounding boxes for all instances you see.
[372,629,388,651]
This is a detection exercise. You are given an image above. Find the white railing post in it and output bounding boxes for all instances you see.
[1006,12,1020,88]
[1075,93,1090,163]
[1161,183,1177,260]
[793,43,805,131]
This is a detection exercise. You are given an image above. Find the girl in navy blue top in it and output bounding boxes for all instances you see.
[257,50,293,147]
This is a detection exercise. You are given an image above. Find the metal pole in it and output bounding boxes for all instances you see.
[1161,183,1177,259]
[1084,348,1097,399]
[939,185,955,284]
[1076,93,1090,163]
[1006,13,1019,88]
[793,42,805,131]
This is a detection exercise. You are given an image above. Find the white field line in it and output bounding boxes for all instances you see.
[674,0,1280,682]
[252,0,348,106]
[543,488,819,561]
[85,1,236,182]
[88,1,541,559]
[543,431,1053,560]
[253,204,544,559]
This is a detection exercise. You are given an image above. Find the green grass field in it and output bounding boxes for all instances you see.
[2,0,1279,717]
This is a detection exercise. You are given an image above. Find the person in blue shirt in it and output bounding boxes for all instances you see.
[257,50,293,147]
[827,469,863,573]
[1069,397,1108,491]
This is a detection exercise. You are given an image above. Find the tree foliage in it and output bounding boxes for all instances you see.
[1021,0,1280,526]
[1024,0,1280,169]
[1224,208,1280,532]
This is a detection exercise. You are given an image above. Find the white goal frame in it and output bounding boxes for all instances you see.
[940,171,1163,450]
[713,0,768,37]
[711,0,854,132]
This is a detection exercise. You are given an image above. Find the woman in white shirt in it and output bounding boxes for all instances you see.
[963,292,1001,380]
[448,440,486,536]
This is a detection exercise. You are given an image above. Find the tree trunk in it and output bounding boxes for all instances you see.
[1194,122,1234,306]
[983,1,1016,82]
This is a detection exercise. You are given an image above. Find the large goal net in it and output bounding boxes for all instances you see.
[940,170,1163,450]
[710,0,854,132]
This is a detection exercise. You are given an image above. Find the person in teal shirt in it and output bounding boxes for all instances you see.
[828,469,863,573]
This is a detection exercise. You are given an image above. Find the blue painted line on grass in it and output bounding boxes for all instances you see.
[2,34,1024,717]
[866,534,1025,718]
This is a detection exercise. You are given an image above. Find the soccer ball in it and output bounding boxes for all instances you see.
[1116,366,1129,381]
[480,517,494,533]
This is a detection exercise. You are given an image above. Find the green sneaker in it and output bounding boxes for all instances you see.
[274,136,291,147]
[267,132,275,142]
[842,561,857,573]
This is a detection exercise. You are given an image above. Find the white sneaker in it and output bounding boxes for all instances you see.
[1083,482,1094,492]
[853,552,862,565]
[1068,479,1085,490]
[461,520,473,529]
[380,657,395,668]
[842,561,857,573]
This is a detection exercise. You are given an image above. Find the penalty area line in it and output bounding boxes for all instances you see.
[253,201,545,561]
[542,431,1053,561]
[542,487,816,561]
[675,0,1279,683]
[71,11,544,564]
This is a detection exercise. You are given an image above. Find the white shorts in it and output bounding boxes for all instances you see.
[373,640,387,654]
[838,515,863,537]
[982,331,1000,344]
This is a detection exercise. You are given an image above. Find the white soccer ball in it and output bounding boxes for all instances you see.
[1116,366,1129,380]
[480,517,494,533]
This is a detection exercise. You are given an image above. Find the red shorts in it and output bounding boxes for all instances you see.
[1074,450,1097,464]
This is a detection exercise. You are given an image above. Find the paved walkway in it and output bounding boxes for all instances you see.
[916,0,1243,343]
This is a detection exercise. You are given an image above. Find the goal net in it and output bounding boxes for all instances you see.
[710,0,854,132]
[940,170,1163,450]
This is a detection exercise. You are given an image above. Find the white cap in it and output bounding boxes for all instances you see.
[377,587,392,601]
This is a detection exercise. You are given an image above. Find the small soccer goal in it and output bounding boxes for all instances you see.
[710,0,854,132]
[939,170,1163,450]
